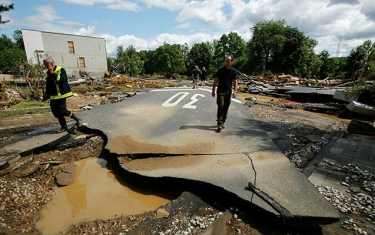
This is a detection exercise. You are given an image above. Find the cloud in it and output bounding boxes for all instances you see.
[327,0,360,7]
[176,22,191,29]
[361,0,375,21]
[17,5,83,34]
[24,5,63,23]
[177,0,227,26]
[74,26,97,36]
[98,31,215,57]
[140,0,187,11]
[60,0,116,6]
[60,0,186,11]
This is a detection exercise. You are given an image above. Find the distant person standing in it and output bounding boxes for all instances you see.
[211,56,238,131]
[43,57,82,133]
[191,66,201,89]
[200,67,207,86]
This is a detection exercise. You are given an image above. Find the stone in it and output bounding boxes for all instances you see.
[55,163,77,186]
[0,150,21,164]
[62,163,77,174]
[304,135,325,143]
[0,160,10,171]
[55,172,75,186]
[154,208,170,219]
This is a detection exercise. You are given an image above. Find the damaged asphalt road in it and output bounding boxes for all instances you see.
[1,87,375,234]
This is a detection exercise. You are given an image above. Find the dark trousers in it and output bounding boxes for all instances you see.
[216,90,232,125]
[50,99,72,119]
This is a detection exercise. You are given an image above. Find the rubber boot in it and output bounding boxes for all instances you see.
[56,117,68,133]
[70,113,82,128]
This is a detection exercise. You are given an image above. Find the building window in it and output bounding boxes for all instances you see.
[68,41,75,53]
[79,57,86,68]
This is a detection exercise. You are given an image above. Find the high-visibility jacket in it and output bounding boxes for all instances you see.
[44,66,73,100]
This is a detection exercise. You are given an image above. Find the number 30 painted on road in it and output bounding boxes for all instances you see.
[162,92,205,110]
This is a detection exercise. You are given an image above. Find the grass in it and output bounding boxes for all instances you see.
[8,100,49,109]
[0,100,50,118]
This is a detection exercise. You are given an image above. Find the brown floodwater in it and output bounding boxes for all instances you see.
[36,157,172,235]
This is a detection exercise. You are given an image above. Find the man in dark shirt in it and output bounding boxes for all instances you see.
[191,66,201,89]
[211,56,238,131]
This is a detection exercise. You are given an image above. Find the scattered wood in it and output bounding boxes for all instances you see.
[104,75,132,84]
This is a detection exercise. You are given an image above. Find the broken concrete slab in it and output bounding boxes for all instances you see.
[2,128,70,154]
[79,88,339,223]
[120,151,339,223]
[55,163,77,186]
[304,135,327,143]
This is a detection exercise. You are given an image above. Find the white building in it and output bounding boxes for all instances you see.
[21,29,108,79]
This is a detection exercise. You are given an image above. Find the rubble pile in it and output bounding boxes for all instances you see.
[317,162,375,234]
[284,134,328,170]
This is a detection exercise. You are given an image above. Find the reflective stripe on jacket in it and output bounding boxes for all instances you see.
[45,66,73,100]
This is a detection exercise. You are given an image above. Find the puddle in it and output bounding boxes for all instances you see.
[36,157,172,235]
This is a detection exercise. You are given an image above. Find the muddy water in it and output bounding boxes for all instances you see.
[36,157,172,235]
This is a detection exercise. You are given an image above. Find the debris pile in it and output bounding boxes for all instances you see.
[317,162,375,234]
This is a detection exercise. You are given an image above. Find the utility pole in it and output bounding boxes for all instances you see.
[336,37,342,58]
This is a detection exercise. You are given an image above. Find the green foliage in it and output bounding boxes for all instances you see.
[112,45,144,76]
[153,43,185,75]
[187,42,212,73]
[345,79,375,105]
[212,32,246,72]
[248,19,320,77]
[0,3,14,25]
[12,30,24,50]
[106,57,113,73]
[143,50,156,75]
[8,100,49,109]
[345,40,375,79]
[295,39,322,77]
[106,21,374,80]
[249,20,287,72]
[0,33,26,74]
[318,50,340,78]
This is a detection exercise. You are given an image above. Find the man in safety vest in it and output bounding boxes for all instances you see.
[43,57,82,133]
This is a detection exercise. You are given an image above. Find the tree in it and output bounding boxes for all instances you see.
[275,26,318,76]
[187,42,212,74]
[142,50,156,75]
[345,40,375,80]
[13,29,24,50]
[249,20,287,74]
[248,20,320,77]
[123,45,143,76]
[296,40,322,78]
[153,43,185,75]
[318,50,339,79]
[0,34,26,74]
[0,3,14,26]
[212,32,245,73]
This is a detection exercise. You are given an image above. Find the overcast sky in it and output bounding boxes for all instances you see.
[1,0,375,58]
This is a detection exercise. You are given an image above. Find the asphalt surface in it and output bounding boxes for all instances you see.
[2,87,374,226]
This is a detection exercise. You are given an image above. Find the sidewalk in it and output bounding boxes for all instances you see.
[303,131,375,191]
[0,112,57,130]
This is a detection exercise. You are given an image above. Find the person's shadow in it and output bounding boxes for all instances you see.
[179,125,218,132]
